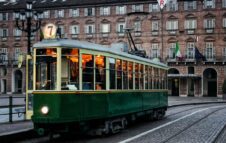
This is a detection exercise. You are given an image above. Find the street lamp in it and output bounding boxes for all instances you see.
[15,0,43,55]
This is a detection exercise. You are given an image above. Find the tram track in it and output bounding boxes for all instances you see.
[161,105,226,143]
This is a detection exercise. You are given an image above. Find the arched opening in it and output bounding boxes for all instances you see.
[14,70,23,93]
[168,68,180,96]
[203,68,217,97]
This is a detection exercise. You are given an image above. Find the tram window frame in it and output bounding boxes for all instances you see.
[128,62,133,90]
[109,58,116,90]
[148,66,152,89]
[140,64,144,90]
[145,65,148,90]
[135,63,140,89]
[82,54,94,90]
[35,48,57,90]
[116,59,122,90]
[122,60,128,89]
[95,55,106,90]
[61,48,79,90]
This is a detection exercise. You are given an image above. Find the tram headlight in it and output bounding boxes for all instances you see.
[41,106,49,115]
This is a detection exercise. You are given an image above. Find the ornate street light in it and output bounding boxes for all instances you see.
[15,0,43,55]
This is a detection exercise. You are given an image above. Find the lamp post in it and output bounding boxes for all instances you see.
[15,1,43,55]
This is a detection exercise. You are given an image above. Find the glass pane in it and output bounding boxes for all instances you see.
[82,54,94,90]
[128,62,133,89]
[61,49,79,90]
[95,55,106,90]
[122,61,128,89]
[116,59,122,89]
[36,48,57,90]
[109,58,116,89]
[135,63,139,89]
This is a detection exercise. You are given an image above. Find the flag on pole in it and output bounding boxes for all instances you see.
[195,47,206,61]
[175,41,182,58]
[157,0,168,9]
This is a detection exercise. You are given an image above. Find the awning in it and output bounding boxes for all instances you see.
[168,74,201,79]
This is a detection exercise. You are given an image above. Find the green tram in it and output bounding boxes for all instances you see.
[31,39,168,135]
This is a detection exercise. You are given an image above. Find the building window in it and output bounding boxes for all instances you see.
[223,18,226,28]
[134,21,141,32]
[100,7,110,16]
[186,42,195,60]
[55,9,64,18]
[205,42,215,60]
[13,28,22,37]
[0,29,8,38]
[14,48,20,61]
[132,4,143,12]
[117,23,125,33]
[0,48,8,63]
[151,43,159,58]
[70,25,79,35]
[223,0,226,8]
[152,20,159,31]
[43,11,50,18]
[188,67,194,74]
[101,23,110,33]
[69,8,79,17]
[166,0,178,11]
[223,47,226,60]
[204,0,215,9]
[184,1,197,10]
[85,25,95,34]
[166,20,178,32]
[85,8,95,16]
[168,43,176,59]
[204,18,215,33]
[149,3,160,12]
[185,19,197,34]
[0,13,8,21]
[57,26,64,37]
[116,5,126,15]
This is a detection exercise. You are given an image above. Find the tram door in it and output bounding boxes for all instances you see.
[26,55,34,119]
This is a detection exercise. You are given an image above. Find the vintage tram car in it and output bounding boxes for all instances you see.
[31,39,168,135]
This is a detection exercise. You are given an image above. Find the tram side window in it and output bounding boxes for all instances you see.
[135,63,139,89]
[82,54,94,90]
[148,66,152,89]
[140,64,144,89]
[61,49,79,90]
[128,62,133,89]
[153,68,157,89]
[122,61,128,89]
[36,49,57,90]
[116,59,122,90]
[145,65,148,90]
[109,58,116,89]
[95,55,106,90]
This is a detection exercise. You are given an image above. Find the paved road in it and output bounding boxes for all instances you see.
[15,103,226,143]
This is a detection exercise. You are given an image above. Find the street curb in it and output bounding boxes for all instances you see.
[168,101,226,108]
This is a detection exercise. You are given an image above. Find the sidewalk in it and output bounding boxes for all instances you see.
[0,96,226,138]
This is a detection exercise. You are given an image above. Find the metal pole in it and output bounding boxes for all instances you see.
[9,96,13,123]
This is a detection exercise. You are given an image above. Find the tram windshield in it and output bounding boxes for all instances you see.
[36,48,57,90]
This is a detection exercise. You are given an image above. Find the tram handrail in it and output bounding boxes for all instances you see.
[0,95,26,123]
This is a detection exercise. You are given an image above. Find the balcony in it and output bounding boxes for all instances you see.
[1,37,8,41]
[186,29,195,35]
[117,32,125,37]
[167,30,177,35]
[71,34,78,39]
[134,31,141,37]
[101,33,109,38]
[205,28,214,34]
[151,30,159,36]
[86,33,93,38]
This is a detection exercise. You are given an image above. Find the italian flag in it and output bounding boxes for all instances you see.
[175,42,182,58]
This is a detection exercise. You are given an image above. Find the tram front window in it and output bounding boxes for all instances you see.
[36,49,57,90]
[61,49,79,90]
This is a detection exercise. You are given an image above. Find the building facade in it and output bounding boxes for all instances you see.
[0,0,226,97]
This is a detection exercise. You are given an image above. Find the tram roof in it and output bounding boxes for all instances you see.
[33,39,168,69]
